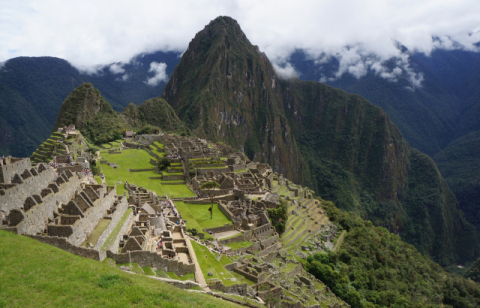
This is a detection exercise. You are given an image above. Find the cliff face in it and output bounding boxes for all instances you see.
[163,16,478,264]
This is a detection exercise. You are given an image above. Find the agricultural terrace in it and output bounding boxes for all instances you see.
[99,147,195,198]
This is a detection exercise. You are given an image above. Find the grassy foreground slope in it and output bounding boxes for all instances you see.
[0,230,240,308]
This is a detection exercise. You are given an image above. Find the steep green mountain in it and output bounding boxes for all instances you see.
[53,83,185,144]
[122,97,186,133]
[434,136,480,238]
[163,16,304,183]
[0,51,181,157]
[308,201,480,307]
[163,16,477,265]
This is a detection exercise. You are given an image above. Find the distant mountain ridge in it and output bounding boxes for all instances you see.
[0,51,181,157]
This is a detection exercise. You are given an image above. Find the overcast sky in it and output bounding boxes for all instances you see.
[1,0,480,83]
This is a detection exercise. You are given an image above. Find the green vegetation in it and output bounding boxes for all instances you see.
[174,201,214,240]
[82,219,111,247]
[267,199,288,234]
[184,203,232,229]
[166,272,196,281]
[434,137,480,242]
[157,157,171,171]
[159,16,477,265]
[224,240,253,251]
[0,230,241,308]
[465,257,480,283]
[190,241,254,286]
[142,267,156,276]
[304,201,480,308]
[100,148,195,198]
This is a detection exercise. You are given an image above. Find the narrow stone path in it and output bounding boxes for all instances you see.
[185,237,211,292]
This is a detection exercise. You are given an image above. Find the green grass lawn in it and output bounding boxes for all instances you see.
[81,219,111,247]
[185,203,232,229]
[94,176,102,185]
[100,148,195,198]
[0,230,242,308]
[234,168,247,173]
[224,240,253,251]
[174,201,214,240]
[142,267,157,276]
[153,141,165,148]
[190,241,254,286]
[219,255,233,266]
[167,272,196,282]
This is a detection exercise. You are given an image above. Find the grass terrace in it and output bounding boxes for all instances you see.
[81,219,111,247]
[99,148,195,198]
[190,241,255,286]
[0,230,242,308]
[101,208,132,250]
[224,240,253,251]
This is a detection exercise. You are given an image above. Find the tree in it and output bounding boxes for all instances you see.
[200,181,220,219]
[157,157,171,171]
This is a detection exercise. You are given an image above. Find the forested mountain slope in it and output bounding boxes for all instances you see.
[0,51,181,157]
[163,16,478,265]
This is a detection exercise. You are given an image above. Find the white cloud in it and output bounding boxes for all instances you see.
[1,0,480,87]
[145,62,167,86]
[109,63,125,74]
[272,62,299,79]
[116,73,129,81]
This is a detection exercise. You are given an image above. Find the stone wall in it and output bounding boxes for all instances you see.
[0,157,31,184]
[228,164,246,172]
[196,168,229,176]
[28,234,106,261]
[204,224,234,234]
[260,234,279,249]
[256,242,281,258]
[106,250,195,276]
[220,234,245,245]
[253,223,273,240]
[208,282,248,295]
[94,197,129,250]
[0,166,56,213]
[124,142,145,149]
[162,174,185,181]
[57,165,83,173]
[197,188,231,197]
[107,209,134,253]
[68,188,116,246]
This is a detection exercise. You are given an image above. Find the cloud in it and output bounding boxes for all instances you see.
[1,0,480,87]
[116,73,129,81]
[272,62,299,79]
[109,63,125,74]
[145,62,167,86]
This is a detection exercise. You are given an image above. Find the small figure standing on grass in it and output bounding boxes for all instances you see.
[200,181,220,219]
